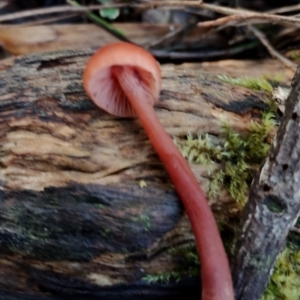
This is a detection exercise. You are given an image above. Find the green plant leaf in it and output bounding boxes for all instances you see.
[97,0,120,20]
[218,75,273,93]
[99,8,120,20]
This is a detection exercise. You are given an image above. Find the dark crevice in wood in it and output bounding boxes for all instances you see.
[262,184,271,192]
[37,59,73,71]
[263,195,287,213]
[292,112,298,120]
[17,265,201,300]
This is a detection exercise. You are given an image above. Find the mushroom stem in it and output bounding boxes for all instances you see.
[113,66,234,300]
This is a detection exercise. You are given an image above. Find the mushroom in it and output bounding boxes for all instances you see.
[83,42,234,300]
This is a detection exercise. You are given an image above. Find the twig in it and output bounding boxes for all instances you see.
[196,7,300,28]
[249,25,297,71]
[193,1,300,27]
[66,0,128,42]
[145,22,197,49]
[0,2,8,10]
[145,25,187,49]
[198,14,245,28]
[268,4,300,15]
[196,16,280,34]
[1,1,300,28]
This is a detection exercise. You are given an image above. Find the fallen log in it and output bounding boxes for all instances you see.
[0,50,290,299]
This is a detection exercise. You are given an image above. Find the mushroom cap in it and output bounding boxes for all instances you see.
[83,42,161,117]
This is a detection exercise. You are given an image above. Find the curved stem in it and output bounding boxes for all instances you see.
[114,66,234,300]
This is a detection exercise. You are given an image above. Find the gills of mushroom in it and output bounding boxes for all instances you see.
[83,42,234,300]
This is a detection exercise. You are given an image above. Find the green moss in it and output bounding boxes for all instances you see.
[218,75,279,114]
[142,271,182,284]
[142,224,237,284]
[263,245,300,300]
[13,206,62,240]
[131,213,151,231]
[177,112,276,206]
[142,243,199,283]
[265,97,280,114]
[218,75,274,93]
[101,228,111,237]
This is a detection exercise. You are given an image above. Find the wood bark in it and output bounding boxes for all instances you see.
[231,65,300,300]
[0,49,290,299]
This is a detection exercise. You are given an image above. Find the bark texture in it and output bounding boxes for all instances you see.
[0,49,285,299]
[231,66,300,300]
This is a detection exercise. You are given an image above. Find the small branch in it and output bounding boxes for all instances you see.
[2,1,300,28]
[0,2,8,10]
[196,6,300,28]
[268,4,300,15]
[197,14,244,28]
[196,15,284,29]
[145,25,187,49]
[248,25,298,71]
[145,22,197,49]
[66,0,129,42]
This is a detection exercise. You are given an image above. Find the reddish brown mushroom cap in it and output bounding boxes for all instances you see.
[83,42,161,117]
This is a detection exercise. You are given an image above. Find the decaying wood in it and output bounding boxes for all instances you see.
[231,65,300,300]
[0,49,291,299]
